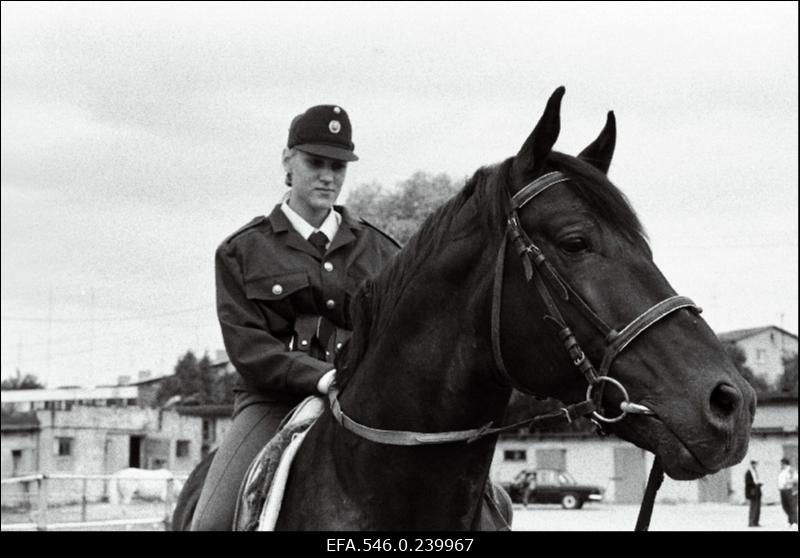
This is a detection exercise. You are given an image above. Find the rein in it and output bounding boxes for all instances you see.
[328,170,695,530]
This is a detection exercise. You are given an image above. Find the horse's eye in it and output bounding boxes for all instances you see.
[560,237,589,253]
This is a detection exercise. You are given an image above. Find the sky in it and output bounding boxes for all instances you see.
[1,1,797,389]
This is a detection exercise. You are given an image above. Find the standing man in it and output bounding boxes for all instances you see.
[191,104,400,530]
[745,459,763,527]
[778,457,798,529]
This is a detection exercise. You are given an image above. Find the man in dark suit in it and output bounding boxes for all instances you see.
[745,459,763,527]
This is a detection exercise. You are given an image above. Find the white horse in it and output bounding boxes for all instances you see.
[107,468,184,505]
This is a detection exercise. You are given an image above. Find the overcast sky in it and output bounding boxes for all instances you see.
[1,1,797,389]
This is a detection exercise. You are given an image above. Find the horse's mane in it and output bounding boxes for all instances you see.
[334,152,647,389]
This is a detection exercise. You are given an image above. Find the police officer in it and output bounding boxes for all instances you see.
[191,105,400,530]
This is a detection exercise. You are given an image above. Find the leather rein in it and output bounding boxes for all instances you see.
[328,171,701,530]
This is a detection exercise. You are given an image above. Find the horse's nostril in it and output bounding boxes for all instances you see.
[710,383,741,417]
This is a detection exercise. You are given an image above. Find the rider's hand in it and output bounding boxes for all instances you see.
[316,369,336,395]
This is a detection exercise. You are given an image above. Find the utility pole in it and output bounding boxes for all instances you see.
[47,286,53,378]
[89,288,95,387]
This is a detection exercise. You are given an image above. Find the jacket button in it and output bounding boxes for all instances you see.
[323,262,334,272]
[300,339,308,347]
[326,299,336,309]
[272,284,283,295]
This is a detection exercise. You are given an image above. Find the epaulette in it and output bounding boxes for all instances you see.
[359,217,402,249]
[222,216,267,246]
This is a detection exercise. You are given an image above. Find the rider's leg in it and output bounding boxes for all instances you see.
[190,400,291,531]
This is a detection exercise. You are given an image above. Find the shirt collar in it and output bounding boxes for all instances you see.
[280,201,341,245]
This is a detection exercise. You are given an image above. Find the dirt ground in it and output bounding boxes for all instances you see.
[1,500,171,531]
[511,501,798,531]
[2,500,797,532]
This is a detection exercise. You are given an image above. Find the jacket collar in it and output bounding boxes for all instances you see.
[268,204,363,258]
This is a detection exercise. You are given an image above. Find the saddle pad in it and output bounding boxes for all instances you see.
[257,428,309,530]
[235,395,325,531]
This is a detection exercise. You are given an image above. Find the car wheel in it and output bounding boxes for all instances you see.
[561,493,581,510]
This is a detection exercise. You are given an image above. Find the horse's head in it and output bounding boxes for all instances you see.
[496,87,755,480]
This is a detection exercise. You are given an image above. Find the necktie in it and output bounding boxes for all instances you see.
[308,231,329,257]
[307,231,334,357]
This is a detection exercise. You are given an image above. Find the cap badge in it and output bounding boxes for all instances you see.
[329,120,341,134]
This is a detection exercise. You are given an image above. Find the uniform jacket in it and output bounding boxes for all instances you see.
[745,469,762,500]
[216,204,400,406]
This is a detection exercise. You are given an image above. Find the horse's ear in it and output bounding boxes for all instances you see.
[512,86,565,184]
[578,111,616,174]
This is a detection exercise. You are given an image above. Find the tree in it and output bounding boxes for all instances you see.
[156,350,233,406]
[345,171,463,244]
[723,342,769,394]
[1,370,45,390]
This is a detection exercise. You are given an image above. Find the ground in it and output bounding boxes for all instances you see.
[1,500,796,531]
[511,502,797,531]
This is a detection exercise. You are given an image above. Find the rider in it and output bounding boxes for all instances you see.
[191,104,400,530]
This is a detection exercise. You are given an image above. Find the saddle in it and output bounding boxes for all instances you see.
[233,396,325,531]
[231,396,512,531]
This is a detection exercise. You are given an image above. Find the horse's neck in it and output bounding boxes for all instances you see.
[318,237,511,527]
[342,236,510,432]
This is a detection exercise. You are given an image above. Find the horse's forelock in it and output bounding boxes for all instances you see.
[547,152,648,245]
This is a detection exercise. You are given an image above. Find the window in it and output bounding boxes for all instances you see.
[503,449,526,462]
[202,419,216,444]
[756,349,767,364]
[12,450,22,476]
[176,440,190,458]
[55,437,73,457]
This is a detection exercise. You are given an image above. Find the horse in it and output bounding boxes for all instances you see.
[176,87,755,530]
[107,467,184,506]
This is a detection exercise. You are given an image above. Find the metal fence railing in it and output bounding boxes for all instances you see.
[1,473,189,531]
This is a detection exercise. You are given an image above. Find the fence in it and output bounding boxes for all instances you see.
[1,472,189,531]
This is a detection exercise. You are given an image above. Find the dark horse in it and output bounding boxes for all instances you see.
[175,87,755,530]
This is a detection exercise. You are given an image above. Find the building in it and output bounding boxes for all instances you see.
[718,326,798,388]
[490,393,798,505]
[1,406,204,506]
[0,370,174,414]
[0,363,235,507]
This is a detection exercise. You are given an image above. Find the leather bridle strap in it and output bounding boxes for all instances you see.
[329,388,495,445]
[598,295,698,377]
[635,457,665,531]
[329,387,596,446]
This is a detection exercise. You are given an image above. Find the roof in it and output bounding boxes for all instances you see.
[1,411,40,432]
[128,374,173,386]
[175,404,234,418]
[717,325,798,343]
[756,391,799,404]
[1,385,139,403]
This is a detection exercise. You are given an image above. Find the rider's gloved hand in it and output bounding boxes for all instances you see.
[316,369,336,395]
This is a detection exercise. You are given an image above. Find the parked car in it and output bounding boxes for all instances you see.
[500,468,604,509]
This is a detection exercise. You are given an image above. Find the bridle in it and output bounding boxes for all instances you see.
[327,170,702,530]
[491,171,702,424]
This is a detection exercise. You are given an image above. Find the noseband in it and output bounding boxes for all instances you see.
[491,170,702,424]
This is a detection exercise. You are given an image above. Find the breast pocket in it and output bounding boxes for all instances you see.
[244,272,313,330]
[244,272,310,302]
